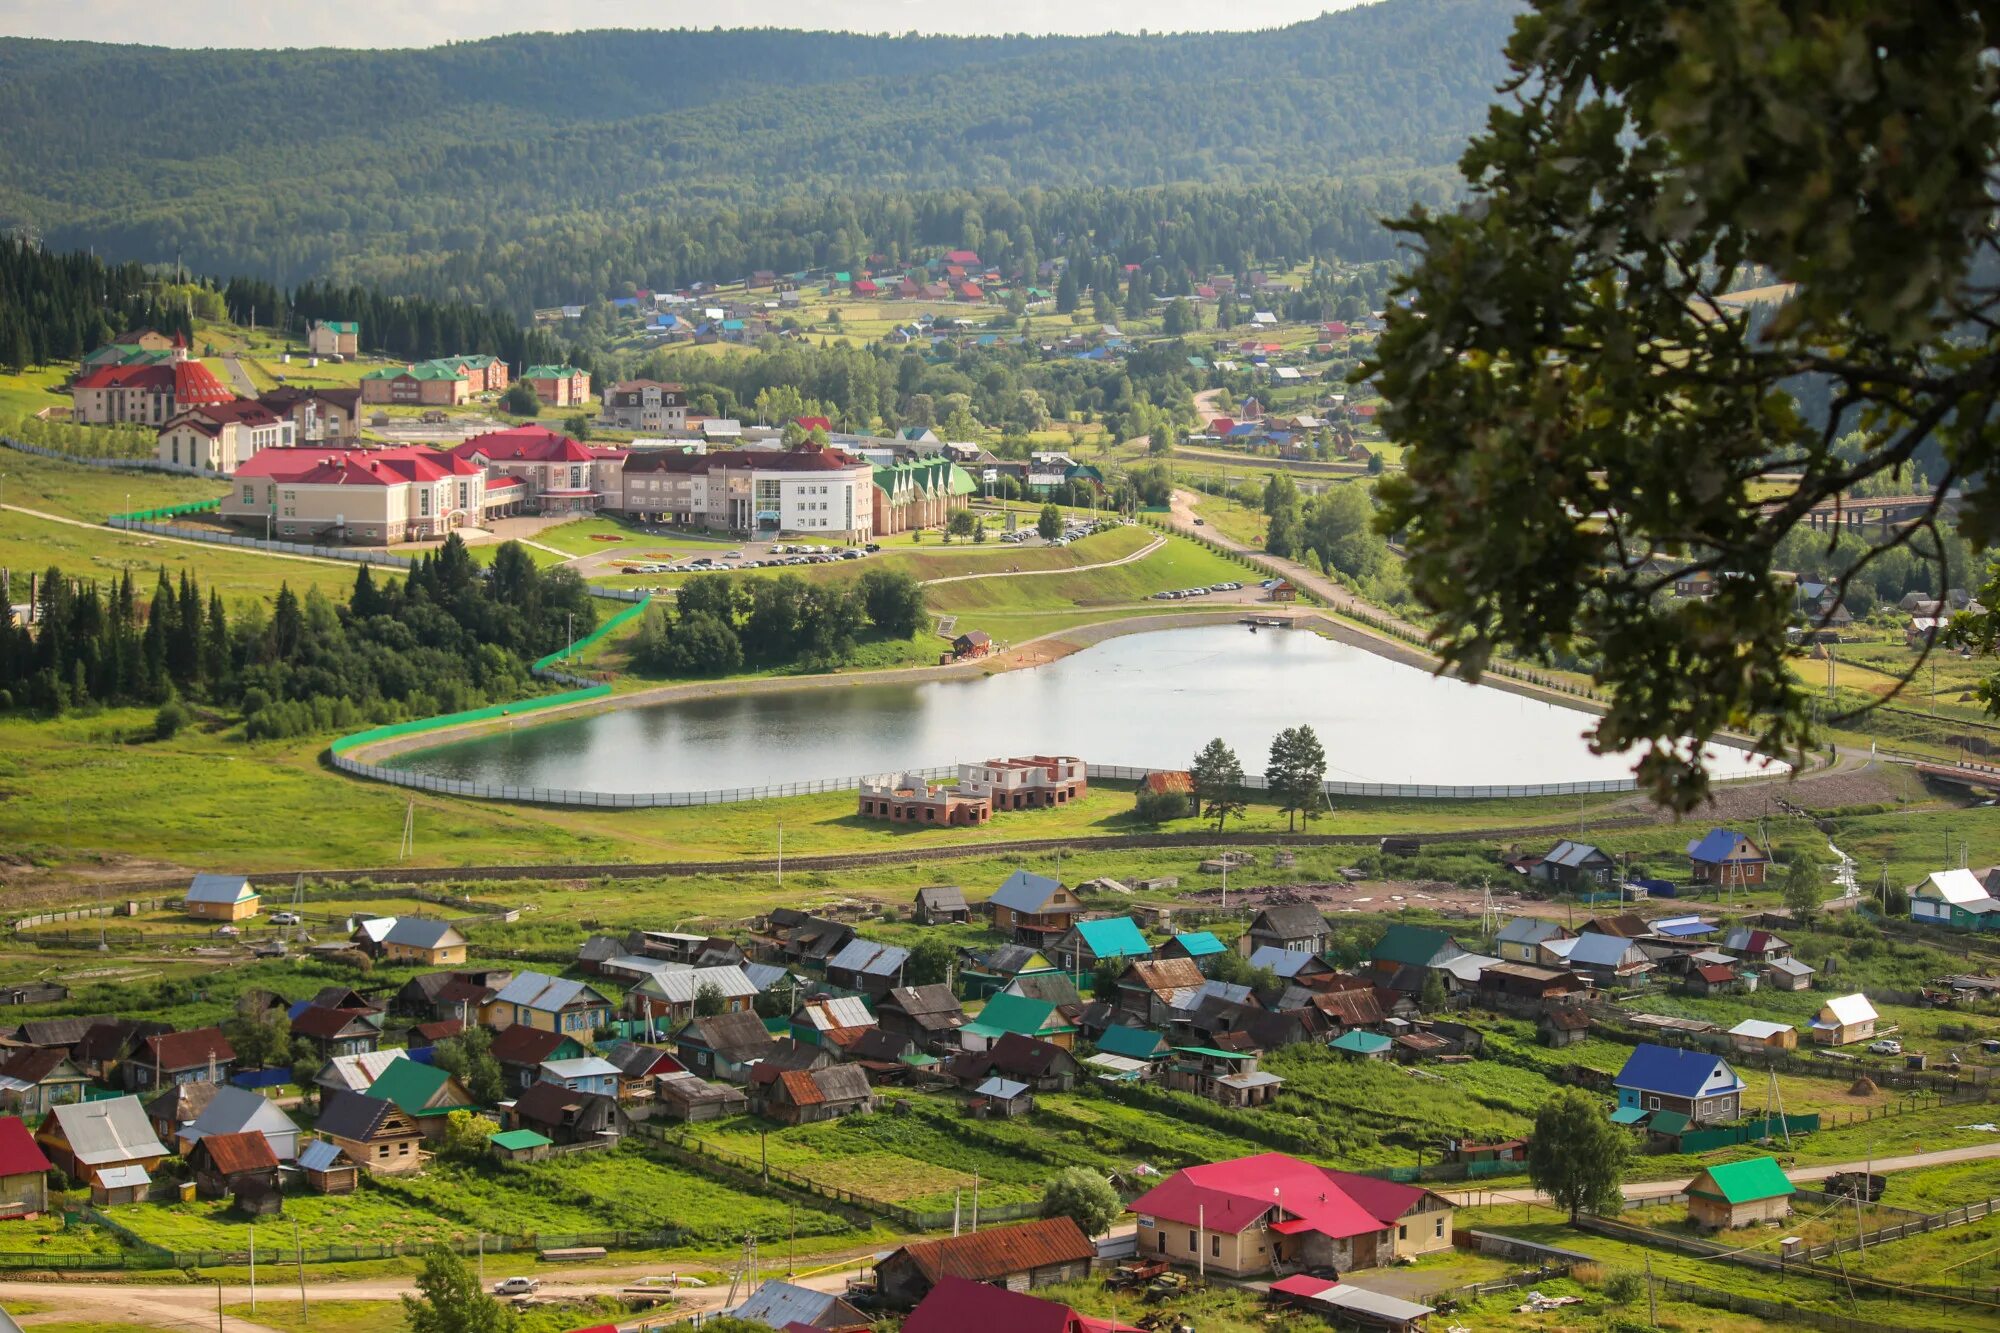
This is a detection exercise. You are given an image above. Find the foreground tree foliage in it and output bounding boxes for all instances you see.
[403,1246,513,1333]
[1373,1,2000,809]
[1041,1167,1123,1238]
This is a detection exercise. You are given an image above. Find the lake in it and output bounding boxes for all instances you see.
[380,624,1775,797]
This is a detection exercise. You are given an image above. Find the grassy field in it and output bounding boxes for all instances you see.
[0,447,227,521]
[0,507,359,607]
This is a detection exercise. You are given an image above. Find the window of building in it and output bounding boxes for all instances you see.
[1398,1224,1407,1241]
[1211,1235,1221,1257]
[1186,1231,1196,1252]
[1435,1218,1445,1238]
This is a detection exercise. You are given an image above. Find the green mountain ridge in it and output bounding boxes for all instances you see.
[0,0,1519,298]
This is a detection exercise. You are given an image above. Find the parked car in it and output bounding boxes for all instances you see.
[213,925,240,938]
[864,543,881,553]
[493,1277,540,1295]
[270,912,301,925]
[1193,517,1206,526]
[1868,1039,1903,1055]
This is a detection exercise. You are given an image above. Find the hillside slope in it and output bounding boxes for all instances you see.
[0,0,1517,286]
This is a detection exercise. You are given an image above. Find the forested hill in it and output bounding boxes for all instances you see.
[0,0,1518,293]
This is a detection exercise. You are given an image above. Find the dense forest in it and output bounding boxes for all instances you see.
[0,538,596,736]
[0,0,1515,298]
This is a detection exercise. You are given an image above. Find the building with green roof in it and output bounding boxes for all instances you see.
[959,993,1076,1051]
[1051,916,1153,974]
[1368,925,1467,970]
[870,456,967,534]
[487,1128,553,1162]
[362,1059,475,1120]
[1329,1030,1392,1059]
[1686,1156,1794,1230]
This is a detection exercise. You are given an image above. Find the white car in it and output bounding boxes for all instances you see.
[269,912,301,925]
[1868,1039,1903,1056]
[493,1277,540,1295]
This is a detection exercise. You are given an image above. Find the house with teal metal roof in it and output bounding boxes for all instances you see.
[1330,1030,1392,1060]
[1162,931,1227,967]
[1094,1025,1170,1062]
[1050,917,1152,974]
[870,456,965,535]
[958,994,1076,1052]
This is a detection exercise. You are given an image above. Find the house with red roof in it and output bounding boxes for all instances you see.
[946,250,980,265]
[851,278,880,297]
[955,282,985,302]
[450,425,628,517]
[0,1115,52,1216]
[877,1217,1095,1307]
[222,446,501,543]
[71,359,233,427]
[154,399,295,474]
[1127,1152,1455,1276]
[902,1276,1141,1333]
[123,1027,236,1093]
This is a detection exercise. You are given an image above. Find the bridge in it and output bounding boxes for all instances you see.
[1761,492,1956,532]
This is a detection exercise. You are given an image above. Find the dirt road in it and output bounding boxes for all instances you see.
[1440,1137,2000,1208]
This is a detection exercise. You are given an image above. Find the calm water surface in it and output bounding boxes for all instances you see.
[385,625,1772,793]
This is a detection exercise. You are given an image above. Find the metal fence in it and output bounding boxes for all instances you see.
[107,514,424,568]
[1653,1276,1907,1333]
[330,751,1642,811]
[1,436,196,475]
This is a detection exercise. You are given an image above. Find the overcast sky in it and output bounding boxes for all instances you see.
[0,1,1363,46]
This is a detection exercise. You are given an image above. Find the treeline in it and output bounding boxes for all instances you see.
[632,568,926,677]
[0,1,1514,299]
[0,237,579,383]
[0,537,596,736]
[1261,473,1409,606]
[0,239,197,372]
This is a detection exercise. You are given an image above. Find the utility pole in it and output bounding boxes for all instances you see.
[777,821,784,894]
[250,1224,257,1314]
[294,1219,307,1322]
[972,1171,980,1232]
[1645,1254,1657,1328]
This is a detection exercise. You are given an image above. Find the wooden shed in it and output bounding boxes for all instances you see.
[1686,1156,1795,1231]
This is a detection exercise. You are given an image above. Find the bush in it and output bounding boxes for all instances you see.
[1133,788,1190,825]
[1603,1270,1643,1304]
[154,699,190,740]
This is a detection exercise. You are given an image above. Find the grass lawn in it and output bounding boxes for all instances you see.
[221,1297,632,1333]
[0,447,228,522]
[0,507,358,607]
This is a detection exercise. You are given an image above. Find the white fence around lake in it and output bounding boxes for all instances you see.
[329,752,1638,809]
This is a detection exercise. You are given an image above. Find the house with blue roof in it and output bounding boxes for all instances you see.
[1686,828,1770,887]
[1246,946,1337,986]
[1049,917,1153,974]
[1614,1043,1745,1126]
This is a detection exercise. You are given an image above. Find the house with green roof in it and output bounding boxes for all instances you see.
[1686,1156,1794,1230]
[360,361,470,407]
[524,364,591,407]
[1094,1025,1171,1062]
[487,1127,552,1163]
[1365,926,1467,994]
[959,994,1076,1053]
[307,320,360,357]
[1161,931,1227,975]
[360,1059,474,1139]
[871,456,968,535]
[1330,1030,1392,1060]
[1050,917,1153,975]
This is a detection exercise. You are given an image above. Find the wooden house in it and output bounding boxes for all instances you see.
[1241,905,1330,957]
[507,1081,630,1146]
[189,1130,282,1214]
[1686,1157,1795,1230]
[296,1138,357,1194]
[913,885,970,925]
[876,1217,1094,1307]
[985,872,1083,944]
[0,1115,51,1218]
[1809,993,1879,1046]
[876,984,967,1052]
[315,1089,424,1174]
[37,1096,168,1188]
[752,1064,874,1126]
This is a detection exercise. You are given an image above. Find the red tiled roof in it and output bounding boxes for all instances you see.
[1128,1152,1425,1239]
[893,1217,1092,1285]
[449,425,594,464]
[794,416,831,433]
[235,446,478,487]
[197,1130,278,1177]
[138,1027,234,1072]
[0,1115,51,1178]
[173,361,234,408]
[490,1025,567,1065]
[73,364,175,391]
[777,1069,824,1106]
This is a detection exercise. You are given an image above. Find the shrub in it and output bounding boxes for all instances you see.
[154,699,190,740]
[1603,1270,1643,1304]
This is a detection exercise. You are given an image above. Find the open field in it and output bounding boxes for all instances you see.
[0,507,359,606]
[0,447,227,521]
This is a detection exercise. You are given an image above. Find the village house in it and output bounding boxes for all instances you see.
[1129,1153,1455,1277]
[181,1084,302,1161]
[124,1028,235,1093]
[1687,828,1772,887]
[1762,955,1818,991]
[485,1026,581,1096]
[624,964,759,1025]
[0,1116,51,1218]
[1367,926,1467,983]
[155,399,295,474]
[960,995,1077,1052]
[950,1032,1080,1093]
[295,1138,358,1194]
[289,1005,380,1062]
[1909,868,2000,930]
[314,1089,425,1176]
[1491,920,1569,969]
[362,1062,474,1142]
[1162,1046,1284,1108]
[1050,916,1153,975]
[184,874,259,923]
[602,380,688,432]
[901,1275,1143,1333]
[912,885,970,925]
[1531,841,1619,890]
[1580,913,1653,939]
[1615,1044,1746,1126]
[752,1063,875,1126]
[1159,930,1227,974]
[654,1072,749,1123]
[760,910,857,968]
[1115,957,1209,1027]
[959,943,1062,999]
[535,1056,622,1098]
[1684,961,1742,997]
[1720,927,1791,963]
[675,1010,777,1083]
[0,1048,89,1119]
[1563,932,1656,988]
[487,972,613,1036]
[730,1279,875,1330]
[189,1130,282,1213]
[791,995,878,1052]
[1242,905,1331,957]
[37,1096,168,1188]
[1686,1156,1795,1230]
[1811,993,1880,1046]
[1729,1019,1798,1055]
[876,1216,1095,1307]
[824,939,912,997]
[507,1081,630,1147]
[523,364,591,407]
[986,872,1084,944]
[1247,946,1340,990]
[380,919,469,967]
[599,1041,686,1099]
[306,319,360,357]
[1330,1030,1393,1061]
[875,984,967,1052]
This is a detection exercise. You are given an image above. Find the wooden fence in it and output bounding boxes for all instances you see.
[1652,1276,1908,1333]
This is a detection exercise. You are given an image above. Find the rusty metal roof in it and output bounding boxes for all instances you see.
[893,1216,1093,1283]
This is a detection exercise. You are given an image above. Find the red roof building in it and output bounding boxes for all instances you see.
[0,1114,52,1217]
[71,359,234,427]
[902,1276,1140,1333]
[876,1217,1093,1307]
[127,1027,235,1093]
[1127,1152,1455,1277]
[946,250,980,265]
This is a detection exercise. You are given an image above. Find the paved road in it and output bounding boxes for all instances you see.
[220,355,259,398]
[1439,1137,2000,1208]
[919,532,1164,586]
